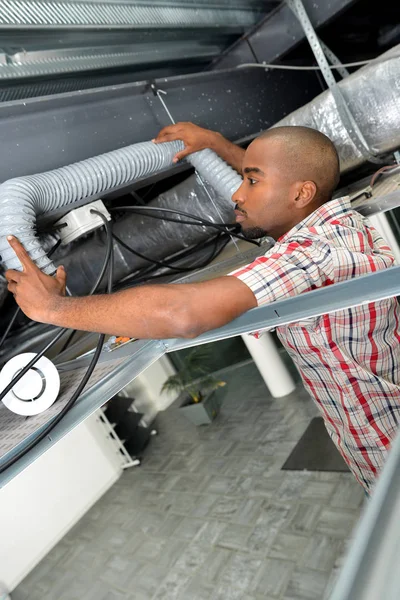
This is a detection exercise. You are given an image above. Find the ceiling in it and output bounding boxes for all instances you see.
[0,0,277,87]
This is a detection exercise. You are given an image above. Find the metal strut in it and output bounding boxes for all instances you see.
[287,0,384,165]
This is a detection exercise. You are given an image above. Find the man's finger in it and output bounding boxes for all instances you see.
[153,131,182,144]
[7,236,36,271]
[173,148,191,163]
[56,265,67,286]
[7,281,17,295]
[5,269,23,283]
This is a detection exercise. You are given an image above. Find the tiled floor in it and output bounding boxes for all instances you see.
[13,361,365,600]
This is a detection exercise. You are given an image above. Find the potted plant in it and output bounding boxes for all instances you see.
[161,347,226,425]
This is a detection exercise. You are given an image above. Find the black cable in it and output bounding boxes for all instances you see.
[58,328,77,355]
[109,205,261,246]
[88,212,114,295]
[116,234,230,290]
[0,306,20,351]
[113,233,206,273]
[123,232,230,286]
[58,212,113,355]
[0,239,63,351]
[0,221,114,474]
[113,233,224,286]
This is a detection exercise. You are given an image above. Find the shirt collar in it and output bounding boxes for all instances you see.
[277,196,351,243]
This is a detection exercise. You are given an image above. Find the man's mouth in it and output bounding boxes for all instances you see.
[234,209,246,223]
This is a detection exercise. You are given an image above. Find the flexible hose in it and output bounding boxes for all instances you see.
[0,140,184,274]
[0,139,242,276]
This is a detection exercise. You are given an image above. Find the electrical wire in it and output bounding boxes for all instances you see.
[109,205,261,246]
[116,234,230,290]
[236,53,400,72]
[58,210,113,354]
[370,164,400,187]
[113,232,213,273]
[0,220,114,475]
[0,239,62,351]
[114,230,230,285]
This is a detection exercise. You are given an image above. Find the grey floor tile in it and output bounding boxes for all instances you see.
[268,532,309,562]
[157,514,183,538]
[132,537,167,561]
[190,494,218,518]
[300,479,336,502]
[156,538,188,570]
[216,523,252,550]
[276,472,313,501]
[301,534,341,572]
[212,553,264,599]
[208,495,246,520]
[255,500,291,530]
[254,558,294,598]
[127,562,170,598]
[235,497,264,526]
[179,578,215,600]
[283,567,329,600]
[160,491,200,515]
[285,502,321,535]
[169,473,209,493]
[330,476,365,509]
[173,517,208,541]
[316,507,359,539]
[152,568,193,600]
[192,519,227,546]
[205,475,239,495]
[100,554,146,590]
[200,547,232,583]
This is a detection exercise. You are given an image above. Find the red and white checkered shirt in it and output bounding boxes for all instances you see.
[230,196,400,492]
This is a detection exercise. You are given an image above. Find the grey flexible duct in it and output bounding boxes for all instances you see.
[0,140,241,275]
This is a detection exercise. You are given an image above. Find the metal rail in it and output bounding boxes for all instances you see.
[0,1,263,30]
[212,0,356,69]
[0,65,320,183]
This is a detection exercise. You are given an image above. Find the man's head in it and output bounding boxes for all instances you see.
[232,126,340,240]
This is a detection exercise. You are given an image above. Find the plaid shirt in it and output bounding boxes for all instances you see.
[230,197,400,492]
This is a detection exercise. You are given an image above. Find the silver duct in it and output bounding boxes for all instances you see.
[274,44,400,173]
[58,172,238,295]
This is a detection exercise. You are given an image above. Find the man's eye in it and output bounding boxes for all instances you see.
[248,178,257,185]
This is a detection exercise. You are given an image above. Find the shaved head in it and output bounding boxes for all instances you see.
[258,126,340,204]
[232,126,341,240]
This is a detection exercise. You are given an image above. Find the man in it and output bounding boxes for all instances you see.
[5,123,400,493]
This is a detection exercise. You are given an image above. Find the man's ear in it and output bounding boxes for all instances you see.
[294,180,317,208]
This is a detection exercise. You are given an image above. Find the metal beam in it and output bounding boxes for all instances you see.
[211,0,357,69]
[0,1,265,30]
[167,264,400,351]
[330,425,400,600]
[0,66,320,182]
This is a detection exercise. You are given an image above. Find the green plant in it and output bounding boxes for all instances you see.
[161,347,226,404]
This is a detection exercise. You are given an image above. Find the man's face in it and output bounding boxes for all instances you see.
[232,138,301,240]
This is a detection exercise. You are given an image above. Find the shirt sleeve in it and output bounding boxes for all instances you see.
[228,238,334,306]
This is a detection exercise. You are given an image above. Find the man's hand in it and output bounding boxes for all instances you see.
[5,236,67,323]
[153,122,221,163]
[154,121,245,174]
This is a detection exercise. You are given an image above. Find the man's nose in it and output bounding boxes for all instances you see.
[232,180,245,205]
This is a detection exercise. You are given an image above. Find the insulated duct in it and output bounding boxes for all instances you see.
[274,44,400,173]
[58,172,238,295]
[0,142,241,275]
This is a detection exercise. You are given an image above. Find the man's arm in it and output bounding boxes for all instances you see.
[153,122,245,174]
[5,237,257,340]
